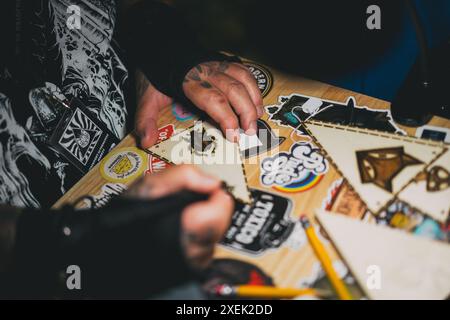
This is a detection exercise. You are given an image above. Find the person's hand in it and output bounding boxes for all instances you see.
[135,61,263,149]
[124,165,234,270]
[135,70,174,148]
[182,61,263,141]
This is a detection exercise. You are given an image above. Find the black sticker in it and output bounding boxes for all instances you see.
[221,188,294,255]
[266,94,404,134]
[245,62,273,98]
[49,98,119,173]
[241,119,286,159]
[421,129,447,142]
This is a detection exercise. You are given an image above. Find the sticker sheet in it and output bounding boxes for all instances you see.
[316,210,450,300]
[147,121,252,203]
[397,149,450,223]
[304,121,446,214]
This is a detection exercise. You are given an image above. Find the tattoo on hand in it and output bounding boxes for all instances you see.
[184,61,231,84]
[200,81,213,89]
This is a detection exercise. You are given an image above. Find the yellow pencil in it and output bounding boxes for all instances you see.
[215,284,330,299]
[300,215,353,300]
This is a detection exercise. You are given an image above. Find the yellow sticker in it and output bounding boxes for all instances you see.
[100,147,148,183]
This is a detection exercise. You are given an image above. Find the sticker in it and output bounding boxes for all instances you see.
[265,93,405,135]
[240,119,286,159]
[238,132,262,152]
[322,178,344,210]
[416,125,450,144]
[322,178,369,221]
[260,142,328,193]
[376,200,424,231]
[304,121,444,214]
[49,98,119,173]
[414,218,446,241]
[148,121,252,203]
[145,124,175,175]
[172,102,194,121]
[318,210,450,300]
[244,62,273,98]
[356,147,423,193]
[397,149,450,223]
[377,200,448,243]
[82,183,127,209]
[100,147,147,183]
[220,188,294,255]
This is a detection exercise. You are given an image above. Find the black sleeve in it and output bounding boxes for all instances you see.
[122,1,238,104]
[3,198,196,298]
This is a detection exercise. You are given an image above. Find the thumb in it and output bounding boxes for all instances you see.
[135,82,173,149]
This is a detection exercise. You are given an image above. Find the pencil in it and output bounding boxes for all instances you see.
[214,284,330,299]
[300,215,353,300]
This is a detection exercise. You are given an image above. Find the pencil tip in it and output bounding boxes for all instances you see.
[300,215,310,227]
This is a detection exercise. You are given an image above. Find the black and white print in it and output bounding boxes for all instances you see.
[265,93,405,135]
[47,0,128,137]
[220,189,295,255]
[0,0,129,208]
[0,93,52,208]
[59,108,103,165]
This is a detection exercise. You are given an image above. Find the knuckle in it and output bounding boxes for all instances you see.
[179,164,198,178]
[240,68,256,83]
[206,91,227,106]
[226,81,245,95]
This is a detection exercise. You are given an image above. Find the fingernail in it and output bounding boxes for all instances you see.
[227,129,240,142]
[245,121,257,135]
[234,129,241,142]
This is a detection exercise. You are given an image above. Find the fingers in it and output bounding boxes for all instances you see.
[182,189,234,242]
[183,82,241,142]
[135,102,159,149]
[181,189,234,269]
[135,82,173,149]
[225,63,264,117]
[182,61,265,139]
[207,72,259,134]
[136,165,221,199]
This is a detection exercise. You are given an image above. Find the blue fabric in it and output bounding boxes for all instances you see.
[324,0,450,101]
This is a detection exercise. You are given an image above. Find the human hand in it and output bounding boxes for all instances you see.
[135,61,263,149]
[124,165,234,270]
[182,61,263,141]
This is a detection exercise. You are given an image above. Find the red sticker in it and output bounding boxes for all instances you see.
[145,124,175,175]
[156,124,175,144]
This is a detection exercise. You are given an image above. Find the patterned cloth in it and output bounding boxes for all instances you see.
[1,0,129,208]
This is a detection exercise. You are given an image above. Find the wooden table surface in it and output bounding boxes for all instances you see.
[53,60,450,298]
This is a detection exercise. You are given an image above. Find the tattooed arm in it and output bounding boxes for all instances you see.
[122,1,263,147]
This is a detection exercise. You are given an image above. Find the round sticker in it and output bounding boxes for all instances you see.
[100,147,148,183]
[245,62,273,98]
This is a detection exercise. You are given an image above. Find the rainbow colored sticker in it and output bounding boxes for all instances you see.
[273,172,324,193]
[172,103,194,121]
[260,142,328,193]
